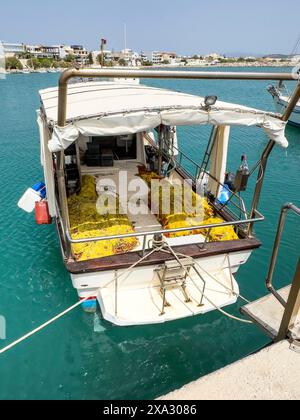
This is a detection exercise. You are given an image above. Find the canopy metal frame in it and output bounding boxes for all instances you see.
[54,69,300,246]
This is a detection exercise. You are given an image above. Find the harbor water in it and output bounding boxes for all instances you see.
[0,68,299,400]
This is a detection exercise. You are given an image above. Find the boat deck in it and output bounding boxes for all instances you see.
[65,161,261,274]
[79,161,210,253]
[98,266,238,326]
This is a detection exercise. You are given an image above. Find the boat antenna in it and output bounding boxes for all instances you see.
[290,33,300,57]
[124,22,127,51]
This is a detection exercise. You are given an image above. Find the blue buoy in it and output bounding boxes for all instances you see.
[32,182,46,199]
[218,186,231,205]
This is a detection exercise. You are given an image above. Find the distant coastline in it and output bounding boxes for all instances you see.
[5,62,295,75]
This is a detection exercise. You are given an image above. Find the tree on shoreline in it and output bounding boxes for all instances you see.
[118,58,127,66]
[5,57,23,70]
[88,52,94,65]
[28,58,41,69]
[65,54,76,63]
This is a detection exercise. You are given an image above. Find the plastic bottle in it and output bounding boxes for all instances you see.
[234,154,250,192]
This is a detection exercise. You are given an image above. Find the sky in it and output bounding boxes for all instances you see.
[1,0,300,56]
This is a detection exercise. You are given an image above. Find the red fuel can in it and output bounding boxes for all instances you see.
[35,200,52,225]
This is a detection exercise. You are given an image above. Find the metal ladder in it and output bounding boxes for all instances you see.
[197,126,217,181]
[265,203,300,342]
[155,257,206,316]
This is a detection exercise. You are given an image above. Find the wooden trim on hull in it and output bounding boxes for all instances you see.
[66,237,261,275]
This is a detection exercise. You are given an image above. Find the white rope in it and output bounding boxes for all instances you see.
[0,298,88,355]
[0,240,252,355]
[163,242,253,324]
[162,247,251,304]
[0,244,165,356]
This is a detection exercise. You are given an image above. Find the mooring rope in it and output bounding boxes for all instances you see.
[0,240,252,355]
[161,242,253,324]
[0,244,165,355]
[168,248,251,304]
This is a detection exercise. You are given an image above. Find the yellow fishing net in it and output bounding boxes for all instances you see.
[140,170,239,241]
[69,172,239,262]
[69,175,138,262]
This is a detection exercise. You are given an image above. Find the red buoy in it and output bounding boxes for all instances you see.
[35,200,52,225]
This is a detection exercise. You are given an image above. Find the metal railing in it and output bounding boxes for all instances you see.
[173,144,249,222]
[144,132,249,223]
[63,141,265,257]
[266,203,300,307]
[65,209,264,259]
[262,202,300,342]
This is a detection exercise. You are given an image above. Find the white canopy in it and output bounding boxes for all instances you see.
[39,81,288,152]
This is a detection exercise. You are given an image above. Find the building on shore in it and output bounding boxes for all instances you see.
[70,45,89,64]
[185,57,208,67]
[91,49,113,65]
[25,45,62,59]
[1,42,25,57]
[109,49,141,66]
[141,51,178,65]
[0,41,5,74]
[2,39,298,69]
[23,44,89,64]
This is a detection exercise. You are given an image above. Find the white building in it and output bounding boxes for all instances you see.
[204,53,225,61]
[91,50,113,64]
[152,51,163,64]
[70,45,89,64]
[26,45,61,59]
[0,41,5,75]
[141,51,178,65]
[120,49,141,66]
[2,42,25,57]
[24,44,88,63]
[186,58,208,67]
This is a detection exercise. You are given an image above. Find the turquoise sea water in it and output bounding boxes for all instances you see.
[0,68,299,400]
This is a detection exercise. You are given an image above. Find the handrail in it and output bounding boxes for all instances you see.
[172,144,249,219]
[266,203,300,307]
[57,69,300,127]
[144,132,249,220]
[66,210,264,247]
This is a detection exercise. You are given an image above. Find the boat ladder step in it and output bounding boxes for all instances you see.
[155,257,206,315]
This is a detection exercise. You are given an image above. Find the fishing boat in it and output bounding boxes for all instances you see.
[22,69,299,326]
[268,83,300,127]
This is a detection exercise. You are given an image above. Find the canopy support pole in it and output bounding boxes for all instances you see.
[57,69,297,128]
[56,151,71,255]
[248,140,275,237]
[56,78,71,253]
[158,125,164,176]
[248,81,300,236]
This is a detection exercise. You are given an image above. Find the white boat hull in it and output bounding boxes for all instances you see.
[71,249,252,326]
[272,95,300,127]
